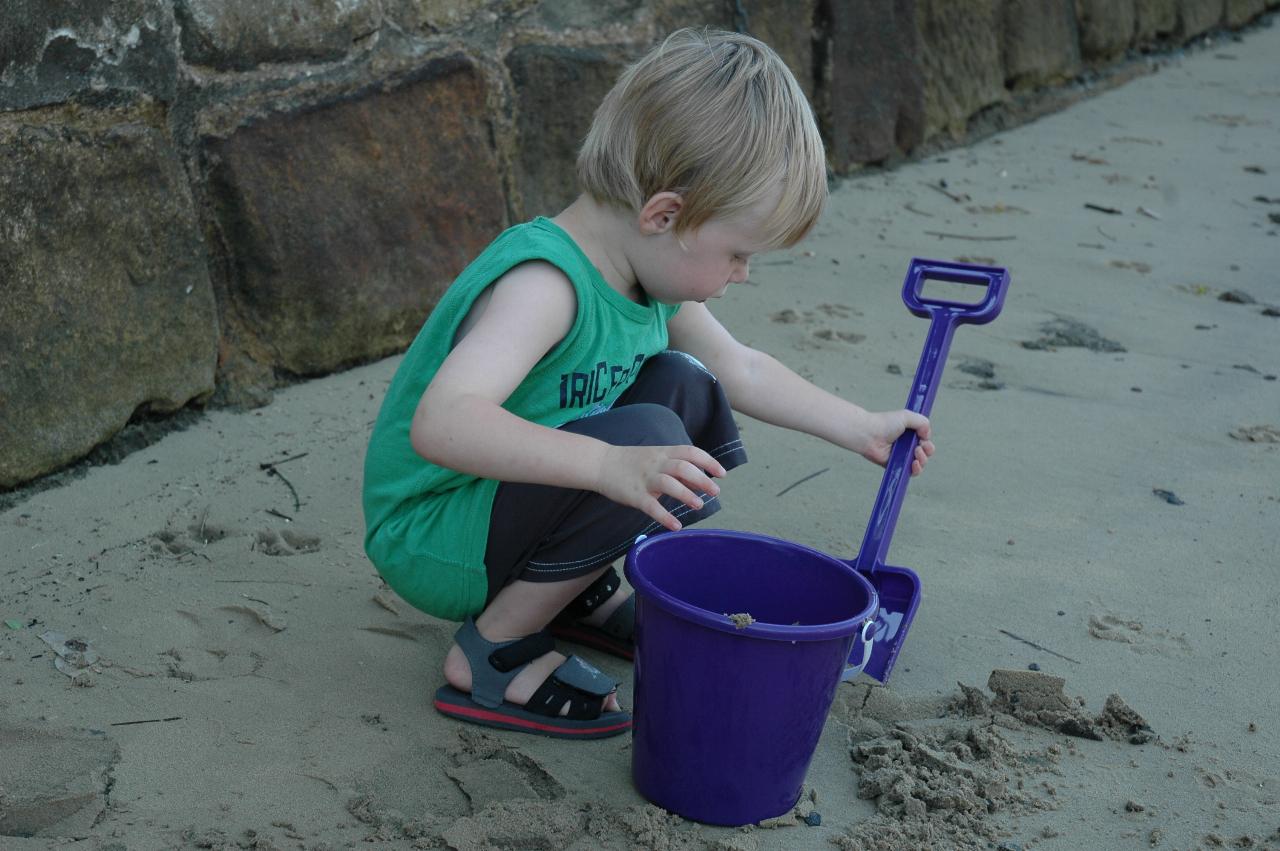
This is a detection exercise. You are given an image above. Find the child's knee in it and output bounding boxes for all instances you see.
[611,402,690,446]
[647,350,718,388]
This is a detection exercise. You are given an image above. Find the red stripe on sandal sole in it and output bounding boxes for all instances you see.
[434,698,632,736]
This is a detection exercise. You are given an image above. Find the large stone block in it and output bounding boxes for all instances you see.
[1075,0,1136,63]
[747,0,819,101]
[1134,0,1179,43]
[1002,0,1082,89]
[916,0,1005,143]
[1224,0,1267,24]
[526,0,645,31]
[203,55,507,382]
[825,0,926,169]
[1177,0,1225,37]
[506,44,629,218]
[383,0,510,33]
[652,0,735,33]
[0,0,178,110]
[0,113,217,489]
[173,0,382,71]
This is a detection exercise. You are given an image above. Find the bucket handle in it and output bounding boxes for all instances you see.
[853,259,1009,573]
[840,619,877,682]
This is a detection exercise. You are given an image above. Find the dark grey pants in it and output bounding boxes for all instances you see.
[483,351,748,602]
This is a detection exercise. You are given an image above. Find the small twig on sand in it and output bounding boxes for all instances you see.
[924,231,1017,242]
[1097,225,1117,242]
[776,467,830,498]
[110,716,183,727]
[259,452,309,469]
[903,202,935,218]
[1084,202,1122,215]
[997,629,1081,664]
[300,772,340,792]
[260,454,305,513]
[923,181,969,204]
[265,509,294,522]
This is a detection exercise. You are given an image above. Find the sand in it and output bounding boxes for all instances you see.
[3,20,1278,851]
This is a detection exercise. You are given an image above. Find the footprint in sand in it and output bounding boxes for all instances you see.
[445,728,565,810]
[771,303,862,324]
[159,607,280,681]
[149,516,248,556]
[254,528,321,556]
[1087,613,1192,656]
[812,328,866,344]
[770,304,867,350]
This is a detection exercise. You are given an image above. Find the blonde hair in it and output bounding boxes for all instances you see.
[576,28,827,249]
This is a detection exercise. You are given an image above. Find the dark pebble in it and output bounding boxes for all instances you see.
[804,812,822,827]
[1218,289,1256,304]
[1057,610,1066,616]
[1153,488,1185,506]
[1028,663,1041,671]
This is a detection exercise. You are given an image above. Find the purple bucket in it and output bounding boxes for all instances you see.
[624,529,878,826]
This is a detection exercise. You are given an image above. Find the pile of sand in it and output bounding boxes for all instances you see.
[831,669,1159,850]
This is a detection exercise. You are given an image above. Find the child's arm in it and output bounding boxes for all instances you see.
[411,262,725,531]
[666,302,934,474]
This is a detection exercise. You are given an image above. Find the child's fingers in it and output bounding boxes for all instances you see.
[903,411,931,440]
[640,496,683,531]
[668,458,720,497]
[657,474,707,513]
[910,443,930,476]
[676,446,726,479]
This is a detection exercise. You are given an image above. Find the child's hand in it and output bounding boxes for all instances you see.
[596,445,726,532]
[854,410,934,477]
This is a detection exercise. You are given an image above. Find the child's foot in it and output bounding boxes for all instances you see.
[443,639,622,716]
[435,618,629,738]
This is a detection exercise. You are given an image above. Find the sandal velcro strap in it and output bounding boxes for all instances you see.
[560,567,621,621]
[526,655,618,721]
[597,593,635,641]
[488,631,555,673]
[454,618,557,709]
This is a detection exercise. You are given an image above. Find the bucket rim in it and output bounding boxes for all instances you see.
[624,529,878,642]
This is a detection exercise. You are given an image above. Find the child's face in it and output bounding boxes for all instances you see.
[637,193,776,305]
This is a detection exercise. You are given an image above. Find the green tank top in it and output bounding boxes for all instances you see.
[362,217,680,620]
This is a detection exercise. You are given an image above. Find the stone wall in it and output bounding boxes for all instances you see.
[1,0,1275,488]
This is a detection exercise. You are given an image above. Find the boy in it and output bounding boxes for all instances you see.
[362,29,933,738]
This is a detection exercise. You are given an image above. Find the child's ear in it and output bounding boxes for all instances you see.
[638,192,683,235]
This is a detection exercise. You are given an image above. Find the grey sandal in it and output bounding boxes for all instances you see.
[433,618,631,739]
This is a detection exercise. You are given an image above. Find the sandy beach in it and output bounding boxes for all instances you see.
[3,19,1278,851]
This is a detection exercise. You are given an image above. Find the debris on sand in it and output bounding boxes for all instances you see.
[1229,425,1280,443]
[976,669,1156,745]
[836,721,1057,851]
[1218,289,1256,304]
[1021,318,1126,353]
